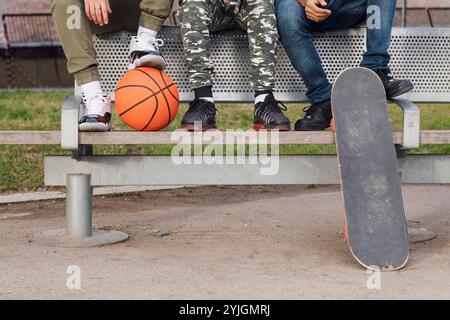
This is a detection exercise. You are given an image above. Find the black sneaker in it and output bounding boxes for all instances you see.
[253,93,290,131]
[181,99,217,131]
[372,69,414,99]
[294,100,332,131]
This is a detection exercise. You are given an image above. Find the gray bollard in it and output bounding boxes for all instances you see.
[32,173,129,247]
[66,174,93,237]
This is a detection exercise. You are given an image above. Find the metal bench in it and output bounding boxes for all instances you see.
[1,26,450,247]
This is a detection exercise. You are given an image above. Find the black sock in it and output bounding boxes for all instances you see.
[254,90,272,98]
[254,90,273,105]
[194,86,213,100]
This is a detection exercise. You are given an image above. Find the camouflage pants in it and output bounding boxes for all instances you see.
[179,0,278,91]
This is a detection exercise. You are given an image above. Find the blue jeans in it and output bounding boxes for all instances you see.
[275,0,397,104]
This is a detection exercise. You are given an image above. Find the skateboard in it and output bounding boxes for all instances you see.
[331,67,409,271]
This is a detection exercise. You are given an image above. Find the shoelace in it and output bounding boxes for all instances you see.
[385,72,395,82]
[151,38,164,51]
[85,94,108,116]
[135,36,164,51]
[376,69,395,83]
[255,97,287,123]
[129,36,164,65]
[189,99,217,114]
[187,99,218,123]
[303,104,323,119]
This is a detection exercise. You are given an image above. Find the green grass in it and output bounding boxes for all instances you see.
[1,90,450,192]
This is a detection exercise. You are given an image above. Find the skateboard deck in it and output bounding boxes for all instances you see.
[331,67,409,271]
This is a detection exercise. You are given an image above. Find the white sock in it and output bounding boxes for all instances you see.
[81,81,103,103]
[137,26,158,39]
[255,93,269,105]
[199,97,214,103]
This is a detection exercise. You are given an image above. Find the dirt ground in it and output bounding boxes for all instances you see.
[0,184,449,300]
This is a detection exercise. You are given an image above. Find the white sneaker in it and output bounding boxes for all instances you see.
[79,94,112,132]
[128,35,167,70]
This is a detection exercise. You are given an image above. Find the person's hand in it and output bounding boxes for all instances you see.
[300,0,331,23]
[85,0,112,26]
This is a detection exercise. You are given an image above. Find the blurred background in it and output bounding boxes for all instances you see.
[0,0,449,89]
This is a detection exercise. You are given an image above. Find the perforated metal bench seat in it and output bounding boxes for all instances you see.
[89,26,450,103]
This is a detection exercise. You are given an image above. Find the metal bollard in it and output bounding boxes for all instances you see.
[32,173,128,247]
[66,174,93,237]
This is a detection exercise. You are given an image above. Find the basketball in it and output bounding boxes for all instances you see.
[115,67,179,131]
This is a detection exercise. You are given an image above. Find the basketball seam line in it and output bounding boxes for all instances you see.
[116,84,176,96]
[116,84,154,93]
[118,94,155,117]
[141,94,160,131]
[158,71,173,127]
[158,70,180,125]
[131,68,173,128]
[116,83,175,118]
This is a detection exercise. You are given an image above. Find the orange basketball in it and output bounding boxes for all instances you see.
[115,67,179,131]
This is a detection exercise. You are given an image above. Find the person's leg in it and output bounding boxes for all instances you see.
[360,0,413,98]
[318,0,413,98]
[51,0,115,131]
[360,0,396,71]
[179,0,214,94]
[276,0,367,106]
[306,0,412,98]
[129,0,174,69]
[276,0,367,131]
[238,0,278,95]
[239,0,290,130]
[275,0,335,131]
[139,0,174,32]
[276,0,331,106]
[51,0,99,87]
[178,0,217,131]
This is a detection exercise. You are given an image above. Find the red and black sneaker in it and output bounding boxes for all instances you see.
[79,95,112,132]
[181,99,217,131]
[253,93,290,131]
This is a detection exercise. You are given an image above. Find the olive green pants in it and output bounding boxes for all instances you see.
[51,0,173,85]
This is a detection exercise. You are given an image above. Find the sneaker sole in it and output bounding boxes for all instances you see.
[294,123,330,131]
[181,124,217,132]
[129,55,167,71]
[253,123,291,131]
[79,123,112,132]
[387,83,414,99]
